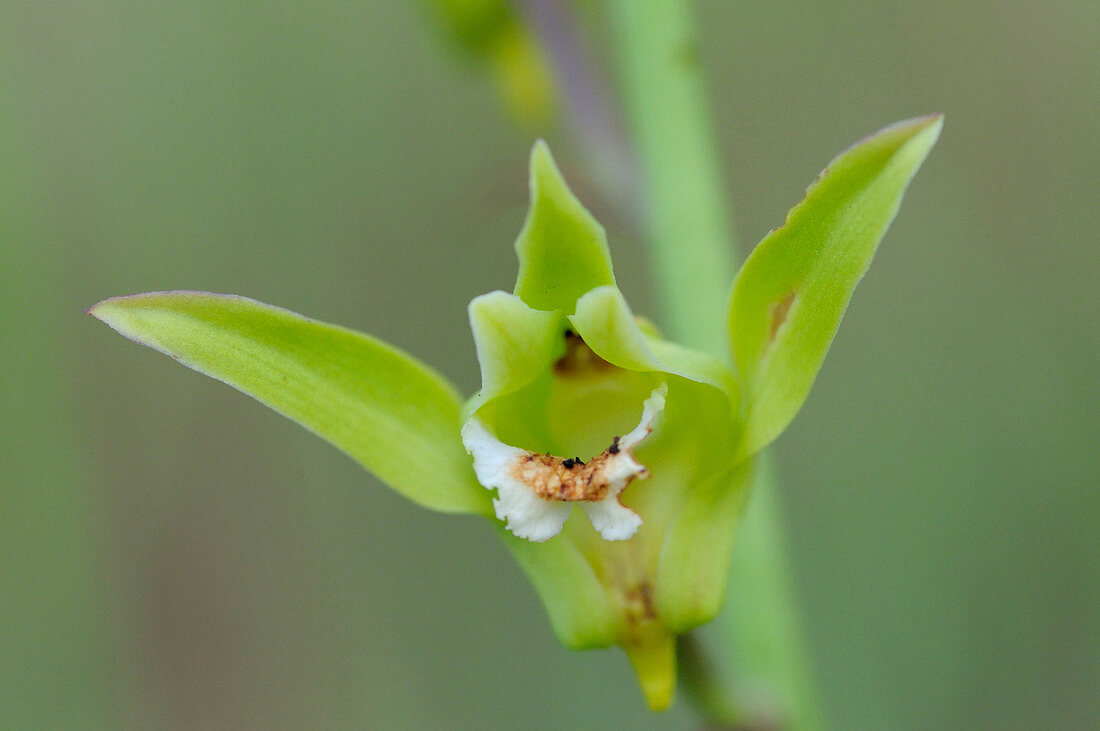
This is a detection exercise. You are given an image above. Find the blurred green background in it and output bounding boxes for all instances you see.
[2,2,1096,728]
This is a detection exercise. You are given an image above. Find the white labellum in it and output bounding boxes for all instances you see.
[461,383,667,542]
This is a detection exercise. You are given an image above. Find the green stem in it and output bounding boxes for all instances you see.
[605,0,734,358]
[724,458,825,729]
[607,1,822,727]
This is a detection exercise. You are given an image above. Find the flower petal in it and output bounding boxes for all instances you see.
[88,291,491,515]
[497,528,621,649]
[462,384,667,542]
[727,115,943,460]
[580,500,641,542]
[512,141,617,313]
[570,285,739,406]
[461,417,571,542]
[466,290,565,414]
[655,460,752,632]
[619,379,667,450]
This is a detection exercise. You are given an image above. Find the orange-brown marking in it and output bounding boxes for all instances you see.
[511,449,646,502]
[769,291,797,341]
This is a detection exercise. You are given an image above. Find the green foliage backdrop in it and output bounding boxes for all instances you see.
[2,2,1096,727]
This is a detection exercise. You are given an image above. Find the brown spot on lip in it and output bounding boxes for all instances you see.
[510,447,643,502]
[769,292,797,341]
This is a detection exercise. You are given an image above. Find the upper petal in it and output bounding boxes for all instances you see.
[570,285,739,405]
[512,141,617,314]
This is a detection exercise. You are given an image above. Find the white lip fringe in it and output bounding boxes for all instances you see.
[462,383,667,542]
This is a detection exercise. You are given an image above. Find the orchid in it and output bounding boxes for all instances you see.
[89,115,941,710]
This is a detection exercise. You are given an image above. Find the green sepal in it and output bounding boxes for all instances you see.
[728,115,943,459]
[505,522,677,710]
[512,141,617,313]
[89,291,492,516]
[655,460,752,632]
[497,527,621,649]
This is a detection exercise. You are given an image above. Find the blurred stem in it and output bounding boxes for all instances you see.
[606,0,734,358]
[606,1,822,727]
[725,460,824,729]
[521,0,638,219]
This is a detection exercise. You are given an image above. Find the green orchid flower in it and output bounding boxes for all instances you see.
[89,115,941,711]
